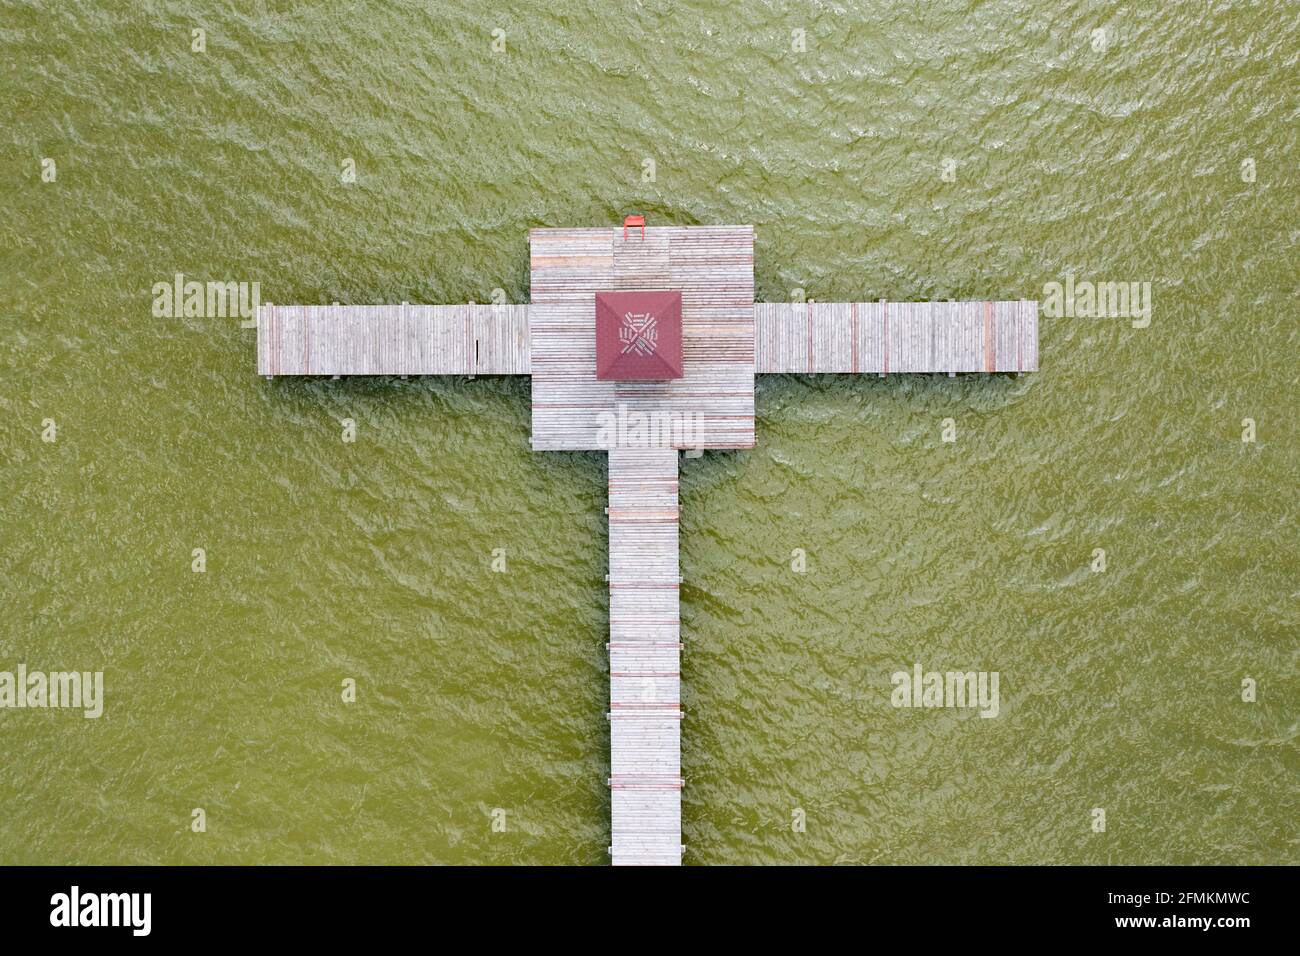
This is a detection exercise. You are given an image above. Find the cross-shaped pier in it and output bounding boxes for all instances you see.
[256,222,1038,865]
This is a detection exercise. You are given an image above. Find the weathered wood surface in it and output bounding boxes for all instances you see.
[529,226,755,451]
[257,304,530,375]
[607,447,683,866]
[753,300,1038,374]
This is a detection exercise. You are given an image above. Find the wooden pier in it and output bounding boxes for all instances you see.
[528,226,756,450]
[255,221,1040,865]
[754,300,1038,374]
[607,447,683,865]
[257,304,530,376]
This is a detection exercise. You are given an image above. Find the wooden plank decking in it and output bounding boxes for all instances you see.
[753,300,1038,374]
[607,447,683,866]
[257,304,530,375]
[529,226,755,450]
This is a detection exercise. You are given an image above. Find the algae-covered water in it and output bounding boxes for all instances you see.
[1,1,1296,864]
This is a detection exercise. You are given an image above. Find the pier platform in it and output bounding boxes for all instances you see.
[528,226,756,451]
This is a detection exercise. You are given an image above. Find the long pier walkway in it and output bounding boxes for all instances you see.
[606,447,683,866]
[257,304,530,376]
[754,300,1038,374]
[258,299,1036,378]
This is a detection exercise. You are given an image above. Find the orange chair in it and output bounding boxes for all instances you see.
[623,215,645,240]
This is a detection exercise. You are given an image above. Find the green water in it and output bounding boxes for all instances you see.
[2,1,1296,865]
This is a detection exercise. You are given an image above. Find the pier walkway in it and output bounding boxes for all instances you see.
[257,304,530,376]
[606,446,683,865]
[753,300,1038,374]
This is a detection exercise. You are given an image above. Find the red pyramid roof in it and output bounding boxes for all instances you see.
[595,291,683,381]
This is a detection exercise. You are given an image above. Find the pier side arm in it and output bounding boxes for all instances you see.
[256,303,531,377]
[752,300,1038,375]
